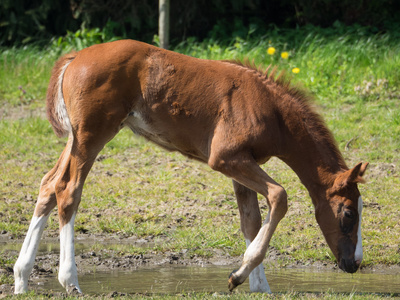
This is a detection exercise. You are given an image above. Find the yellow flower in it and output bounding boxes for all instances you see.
[281,52,289,59]
[292,67,300,74]
[267,47,276,55]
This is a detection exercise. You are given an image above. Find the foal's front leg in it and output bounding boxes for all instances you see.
[233,181,271,293]
[209,151,288,292]
[229,179,287,291]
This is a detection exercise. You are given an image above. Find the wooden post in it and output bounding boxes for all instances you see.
[159,0,170,49]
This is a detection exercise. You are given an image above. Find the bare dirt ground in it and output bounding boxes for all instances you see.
[2,232,399,297]
[0,232,337,297]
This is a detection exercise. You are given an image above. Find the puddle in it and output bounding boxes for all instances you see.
[33,266,400,294]
[4,241,400,295]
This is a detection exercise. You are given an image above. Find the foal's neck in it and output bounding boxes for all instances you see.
[276,95,348,204]
[283,152,344,205]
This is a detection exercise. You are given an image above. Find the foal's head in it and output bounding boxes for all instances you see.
[315,162,368,273]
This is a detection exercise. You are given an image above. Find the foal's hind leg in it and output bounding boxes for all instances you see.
[54,131,113,293]
[232,181,270,293]
[14,141,72,293]
[209,152,288,292]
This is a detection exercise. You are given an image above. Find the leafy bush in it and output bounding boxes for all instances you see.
[2,0,400,47]
[0,0,80,46]
[50,21,121,54]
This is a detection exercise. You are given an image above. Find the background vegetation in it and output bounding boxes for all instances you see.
[2,0,400,46]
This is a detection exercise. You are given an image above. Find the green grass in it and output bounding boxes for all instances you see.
[1,26,400,296]
[0,47,57,107]
[7,291,399,299]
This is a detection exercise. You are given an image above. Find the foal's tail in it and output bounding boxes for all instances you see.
[46,52,77,138]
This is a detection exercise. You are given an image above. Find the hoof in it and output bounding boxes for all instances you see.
[228,269,238,279]
[67,284,82,295]
[228,269,242,291]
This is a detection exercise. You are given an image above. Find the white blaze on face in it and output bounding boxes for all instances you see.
[354,196,363,263]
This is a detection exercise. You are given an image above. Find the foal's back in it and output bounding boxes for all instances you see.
[63,40,282,163]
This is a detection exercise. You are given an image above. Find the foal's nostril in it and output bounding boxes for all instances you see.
[340,258,360,274]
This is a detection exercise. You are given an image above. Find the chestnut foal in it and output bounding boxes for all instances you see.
[14,40,368,294]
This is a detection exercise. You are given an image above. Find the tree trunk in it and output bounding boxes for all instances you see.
[159,0,170,49]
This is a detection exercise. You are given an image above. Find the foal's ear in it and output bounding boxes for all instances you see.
[358,162,369,177]
[334,162,369,191]
[347,162,369,183]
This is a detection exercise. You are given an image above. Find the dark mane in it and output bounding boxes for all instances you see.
[223,58,311,104]
[223,59,348,171]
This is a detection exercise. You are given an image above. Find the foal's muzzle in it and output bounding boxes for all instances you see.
[339,258,360,273]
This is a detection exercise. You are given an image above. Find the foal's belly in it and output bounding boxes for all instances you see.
[122,110,208,161]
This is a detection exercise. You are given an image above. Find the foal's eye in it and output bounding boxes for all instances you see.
[344,210,355,219]
[340,209,357,234]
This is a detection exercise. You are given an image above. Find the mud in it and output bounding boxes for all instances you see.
[0,234,242,297]
[1,235,399,297]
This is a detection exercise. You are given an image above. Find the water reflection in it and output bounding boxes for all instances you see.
[5,241,399,294]
[35,265,400,294]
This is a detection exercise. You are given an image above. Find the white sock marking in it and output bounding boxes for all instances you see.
[245,239,271,293]
[58,213,82,293]
[14,215,49,294]
[243,211,270,264]
[355,196,363,263]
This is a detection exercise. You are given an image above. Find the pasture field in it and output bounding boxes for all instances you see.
[1,26,400,298]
